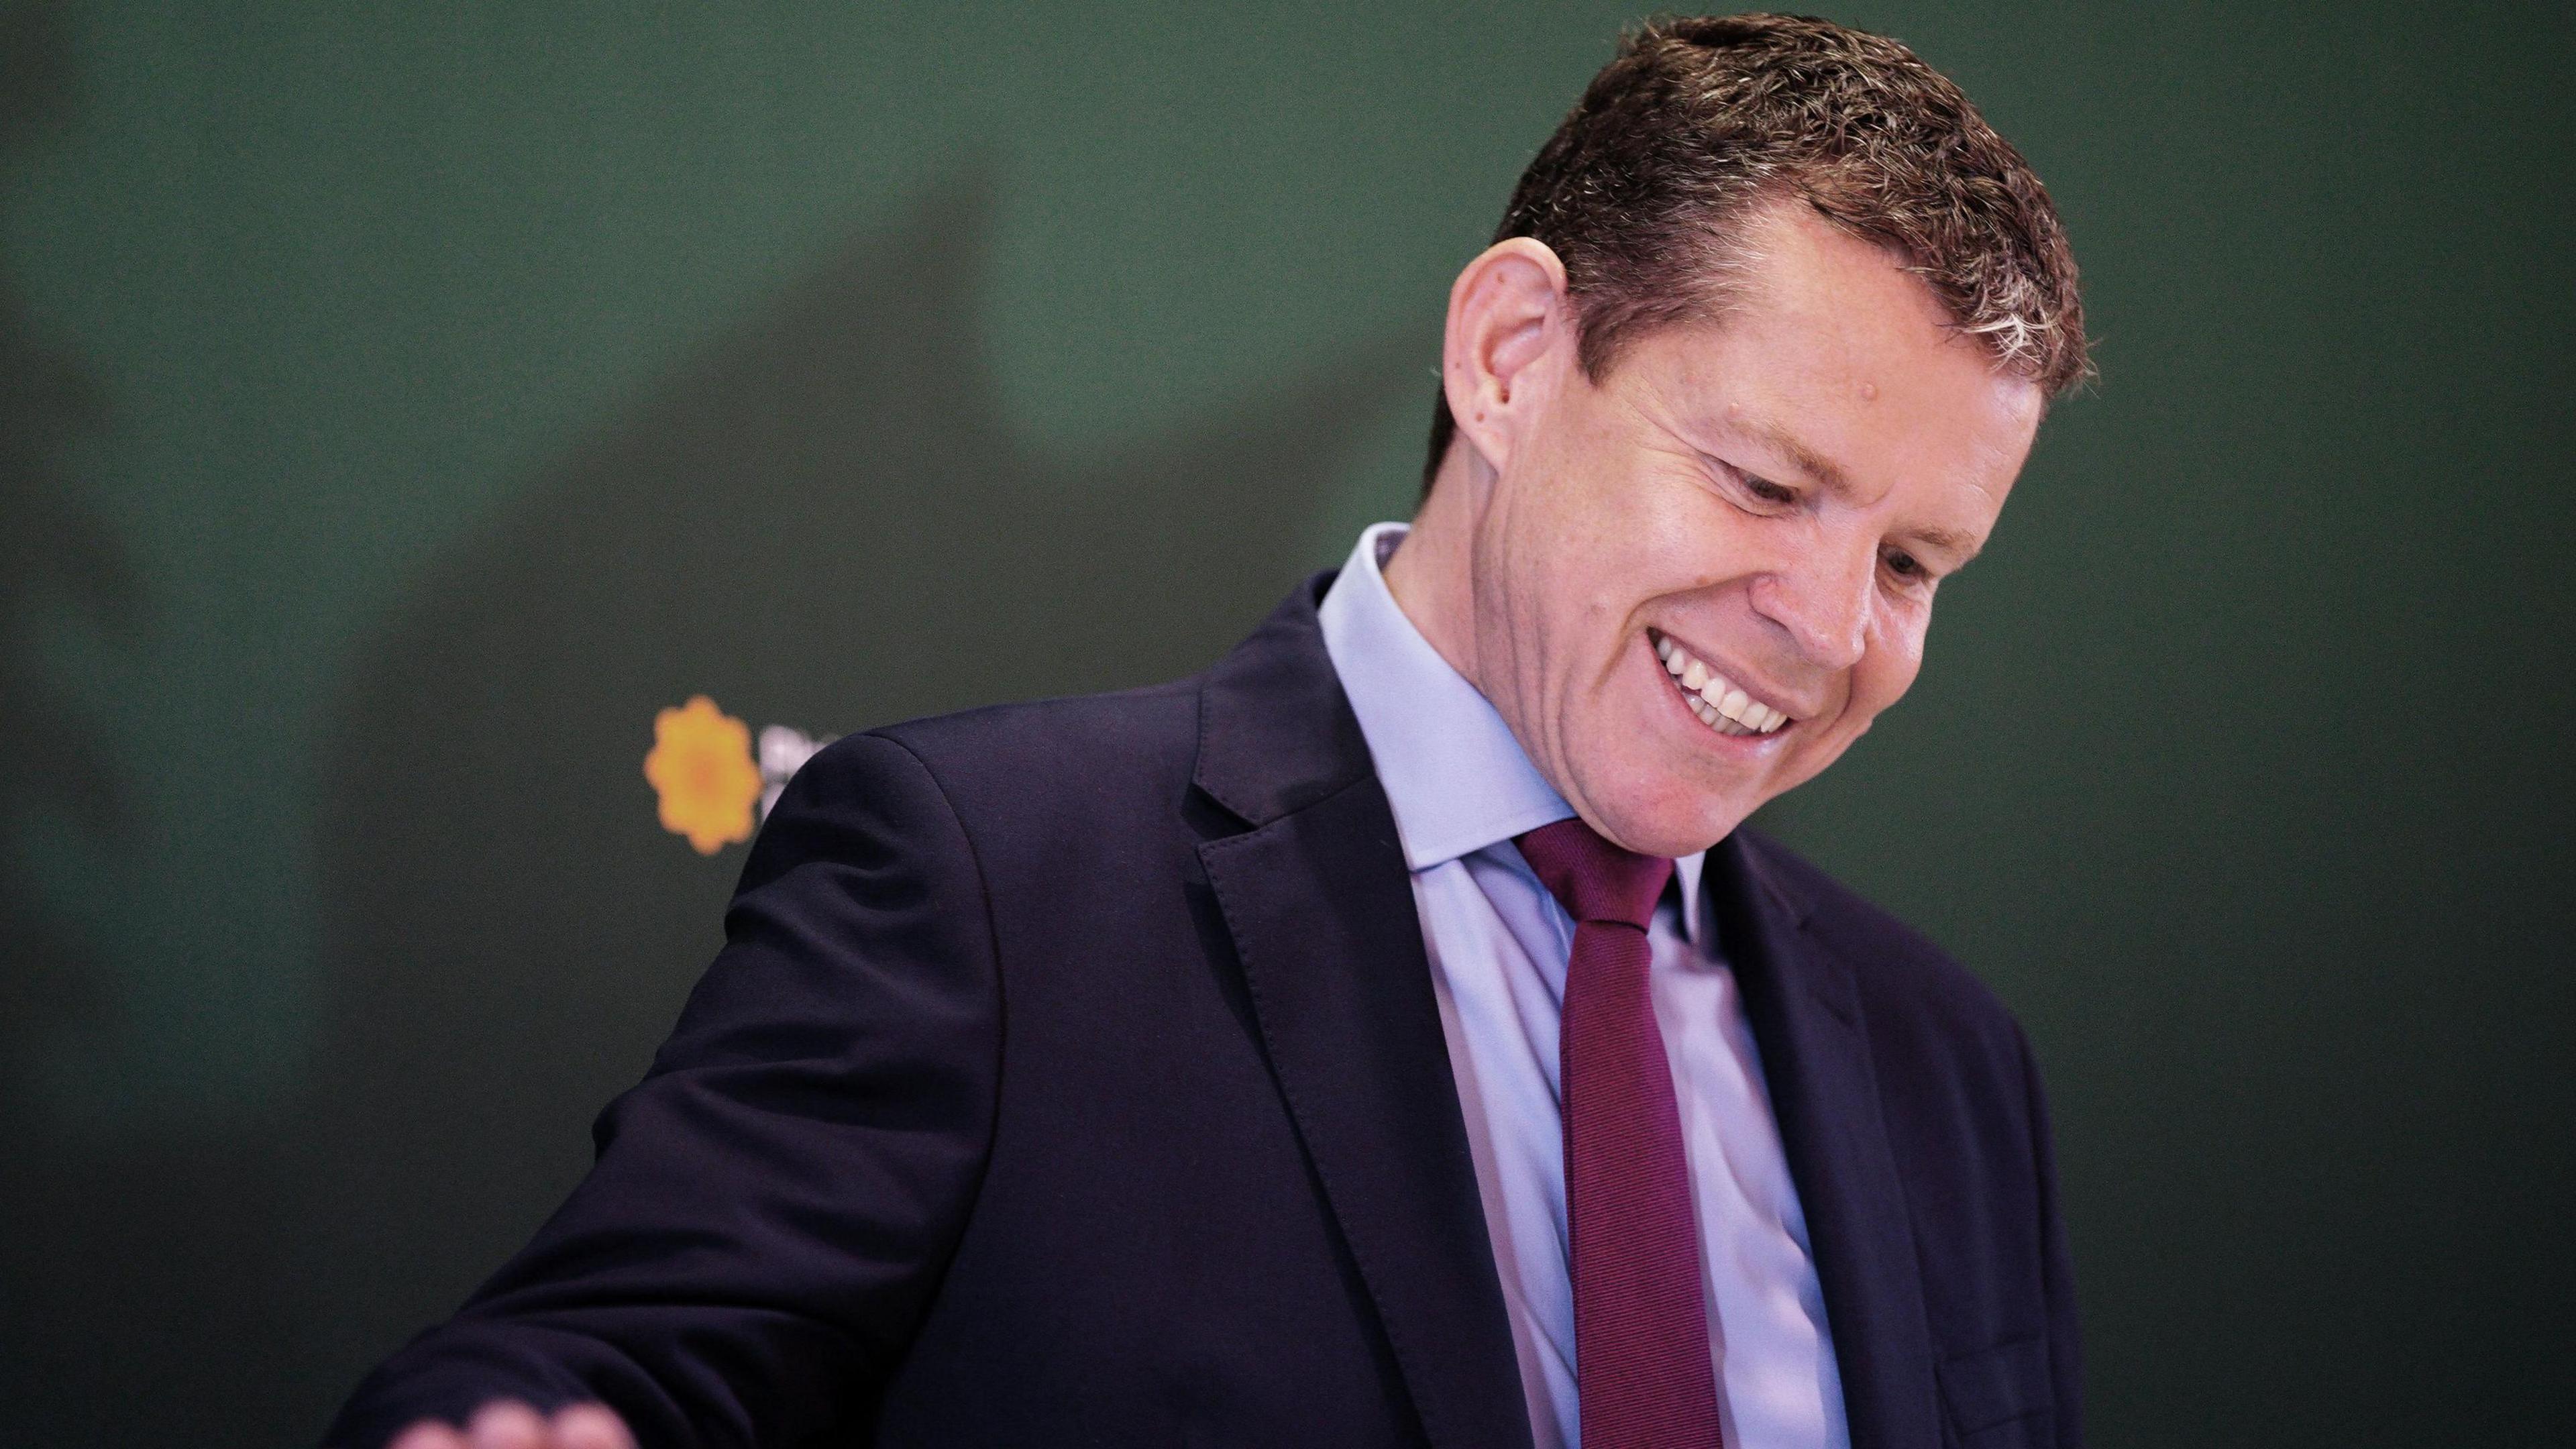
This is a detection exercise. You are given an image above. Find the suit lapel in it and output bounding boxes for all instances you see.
[1192,578,1536,1449]
[1707,833,1940,1448]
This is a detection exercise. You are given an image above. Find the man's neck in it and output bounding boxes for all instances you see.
[1380,459,1485,694]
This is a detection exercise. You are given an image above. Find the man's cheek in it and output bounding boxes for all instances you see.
[1870,608,1931,672]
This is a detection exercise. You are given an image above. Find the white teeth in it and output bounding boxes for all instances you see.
[1656,631,1795,739]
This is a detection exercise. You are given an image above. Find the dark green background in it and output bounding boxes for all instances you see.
[3,3,2569,1445]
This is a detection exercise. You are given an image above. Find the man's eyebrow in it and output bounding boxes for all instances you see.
[1733,414,1982,562]
[1911,524,1983,564]
[1733,415,1853,497]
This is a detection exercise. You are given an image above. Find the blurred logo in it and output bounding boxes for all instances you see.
[643,696,762,855]
[643,696,835,855]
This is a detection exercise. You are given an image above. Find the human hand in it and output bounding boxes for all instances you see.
[386,1400,634,1449]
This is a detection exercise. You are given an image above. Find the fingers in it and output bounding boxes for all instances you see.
[467,1401,549,1449]
[385,1401,632,1449]
[549,1404,637,1449]
[388,1421,470,1449]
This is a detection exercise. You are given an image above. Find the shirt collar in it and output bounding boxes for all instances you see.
[1318,522,1709,942]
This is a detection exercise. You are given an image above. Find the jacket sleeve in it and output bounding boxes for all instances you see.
[323,732,1001,1449]
[2017,1020,2084,1448]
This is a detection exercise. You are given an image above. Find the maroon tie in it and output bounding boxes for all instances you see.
[1516,818,1724,1449]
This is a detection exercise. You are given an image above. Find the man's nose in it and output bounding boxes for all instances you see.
[1750,539,1873,672]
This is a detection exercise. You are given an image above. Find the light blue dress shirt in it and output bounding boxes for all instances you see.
[1318,523,1851,1449]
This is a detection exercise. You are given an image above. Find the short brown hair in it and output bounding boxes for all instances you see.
[1424,13,2088,488]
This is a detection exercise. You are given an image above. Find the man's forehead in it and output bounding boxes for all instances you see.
[1650,291,2039,504]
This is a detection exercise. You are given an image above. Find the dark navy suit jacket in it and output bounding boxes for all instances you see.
[327,574,2080,1449]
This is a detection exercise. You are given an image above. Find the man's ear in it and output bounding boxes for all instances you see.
[1440,239,1573,477]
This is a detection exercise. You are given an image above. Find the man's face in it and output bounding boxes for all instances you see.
[1462,204,2045,857]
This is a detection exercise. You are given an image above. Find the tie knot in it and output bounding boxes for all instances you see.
[1513,817,1673,932]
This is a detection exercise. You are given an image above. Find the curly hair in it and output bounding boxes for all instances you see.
[1426,13,2089,488]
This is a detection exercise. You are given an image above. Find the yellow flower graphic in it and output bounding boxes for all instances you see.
[644,695,763,855]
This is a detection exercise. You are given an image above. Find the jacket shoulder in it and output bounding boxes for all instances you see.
[865,678,1201,786]
[771,680,1208,861]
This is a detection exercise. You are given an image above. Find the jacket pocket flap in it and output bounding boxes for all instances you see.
[1935,1333,2050,1435]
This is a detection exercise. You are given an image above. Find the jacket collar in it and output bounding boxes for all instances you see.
[1191,571,1377,828]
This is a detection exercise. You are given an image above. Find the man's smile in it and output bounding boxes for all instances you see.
[1646,627,1799,739]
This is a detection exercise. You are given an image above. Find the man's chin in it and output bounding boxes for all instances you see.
[1589,791,1756,861]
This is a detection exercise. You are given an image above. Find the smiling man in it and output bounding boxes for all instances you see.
[335,15,2088,1449]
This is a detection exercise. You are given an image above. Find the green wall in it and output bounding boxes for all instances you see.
[2,1,2567,1444]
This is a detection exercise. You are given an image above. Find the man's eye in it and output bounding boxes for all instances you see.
[1743,474,1798,506]
[1884,549,1927,580]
